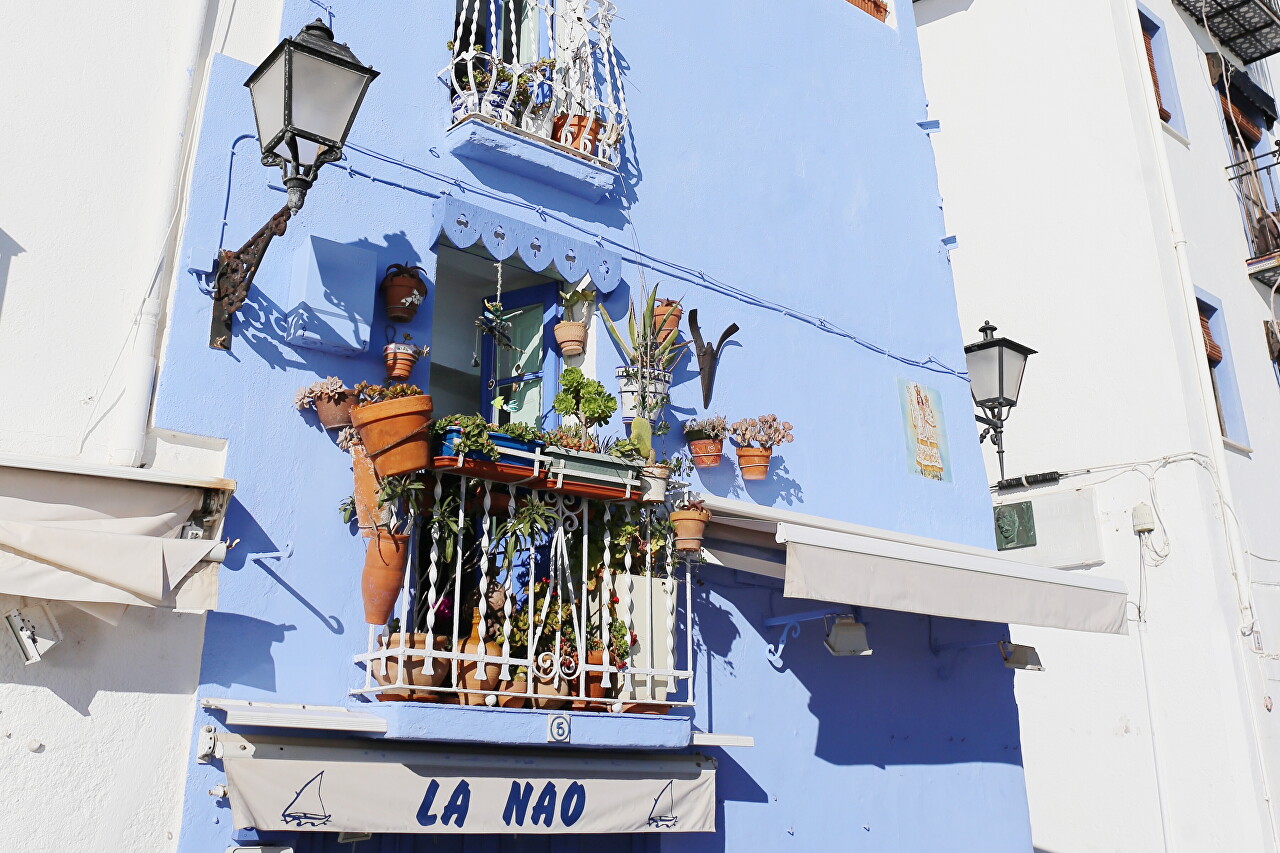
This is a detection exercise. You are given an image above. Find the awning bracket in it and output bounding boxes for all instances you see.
[761,606,851,666]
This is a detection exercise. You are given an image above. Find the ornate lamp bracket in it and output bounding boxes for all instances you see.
[209,204,293,350]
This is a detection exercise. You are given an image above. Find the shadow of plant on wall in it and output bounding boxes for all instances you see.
[0,226,23,324]
[743,455,803,506]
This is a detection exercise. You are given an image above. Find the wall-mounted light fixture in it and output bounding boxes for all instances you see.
[210,19,379,350]
[5,603,63,664]
[963,321,1036,480]
[998,641,1044,671]
[823,615,873,656]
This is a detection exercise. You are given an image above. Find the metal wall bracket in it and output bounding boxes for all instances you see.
[209,204,293,350]
[762,606,849,665]
[196,725,218,763]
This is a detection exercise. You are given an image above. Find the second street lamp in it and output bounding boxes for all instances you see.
[209,19,379,350]
[963,320,1036,481]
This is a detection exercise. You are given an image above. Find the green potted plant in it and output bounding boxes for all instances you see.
[543,368,644,500]
[294,376,358,430]
[432,414,550,486]
[553,286,595,357]
[380,264,428,323]
[600,285,688,425]
[729,415,794,481]
[683,415,727,469]
[361,474,426,626]
[350,382,434,478]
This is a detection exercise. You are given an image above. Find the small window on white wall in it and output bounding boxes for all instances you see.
[846,0,890,23]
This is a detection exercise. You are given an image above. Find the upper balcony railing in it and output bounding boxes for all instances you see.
[1228,144,1280,265]
[1175,0,1280,64]
[443,0,628,166]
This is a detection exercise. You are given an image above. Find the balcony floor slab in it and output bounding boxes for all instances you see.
[444,116,619,202]
[366,702,693,750]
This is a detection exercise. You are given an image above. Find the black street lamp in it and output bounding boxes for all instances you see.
[964,321,1036,481]
[209,19,379,350]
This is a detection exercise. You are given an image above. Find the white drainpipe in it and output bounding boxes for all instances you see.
[106,296,161,467]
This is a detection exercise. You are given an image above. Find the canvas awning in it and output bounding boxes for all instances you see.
[221,735,716,834]
[701,497,1128,635]
[0,455,233,615]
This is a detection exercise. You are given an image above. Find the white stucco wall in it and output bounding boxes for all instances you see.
[918,0,1280,849]
[0,3,280,850]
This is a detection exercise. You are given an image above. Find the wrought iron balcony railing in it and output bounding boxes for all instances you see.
[443,0,628,166]
[1228,145,1280,284]
[353,468,693,712]
[1175,0,1280,64]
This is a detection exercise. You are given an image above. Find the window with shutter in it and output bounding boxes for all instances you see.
[1144,28,1173,123]
[1198,300,1228,436]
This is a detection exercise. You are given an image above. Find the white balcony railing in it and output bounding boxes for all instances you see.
[353,471,693,712]
[444,0,628,165]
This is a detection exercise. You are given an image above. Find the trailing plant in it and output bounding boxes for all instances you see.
[354,382,425,405]
[376,474,428,534]
[433,414,501,460]
[683,415,728,442]
[336,426,362,453]
[552,367,617,447]
[497,422,546,444]
[293,376,348,410]
[729,415,795,449]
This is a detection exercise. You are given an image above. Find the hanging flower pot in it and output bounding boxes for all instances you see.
[350,389,434,478]
[553,320,588,356]
[683,416,727,468]
[372,633,450,700]
[735,447,772,481]
[641,464,671,504]
[615,367,672,424]
[653,298,683,344]
[384,342,422,381]
[552,113,605,156]
[294,377,357,431]
[381,264,428,323]
[458,608,501,705]
[687,439,722,468]
[670,503,712,552]
[362,530,410,625]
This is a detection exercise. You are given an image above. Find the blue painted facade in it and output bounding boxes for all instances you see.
[156,1,1033,849]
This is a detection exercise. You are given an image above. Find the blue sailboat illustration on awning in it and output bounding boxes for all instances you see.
[282,771,333,827]
[647,780,679,828]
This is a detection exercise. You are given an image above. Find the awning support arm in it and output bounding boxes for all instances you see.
[761,606,855,665]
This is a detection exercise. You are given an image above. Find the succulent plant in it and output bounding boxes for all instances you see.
[728,415,795,450]
[293,376,349,410]
[683,415,728,442]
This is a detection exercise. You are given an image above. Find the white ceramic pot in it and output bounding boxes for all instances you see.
[616,367,672,423]
[641,465,670,503]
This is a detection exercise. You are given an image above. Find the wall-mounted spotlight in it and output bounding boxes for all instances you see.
[209,19,379,350]
[998,641,1043,671]
[964,321,1036,481]
[824,615,873,656]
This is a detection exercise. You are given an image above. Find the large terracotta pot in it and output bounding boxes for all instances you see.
[497,677,529,709]
[372,633,449,700]
[653,298,682,344]
[383,343,421,381]
[314,390,357,430]
[554,320,588,356]
[351,395,434,478]
[381,267,427,323]
[552,114,605,155]
[688,438,723,469]
[351,445,380,539]
[459,609,501,705]
[670,507,712,552]
[736,446,773,481]
[362,531,409,625]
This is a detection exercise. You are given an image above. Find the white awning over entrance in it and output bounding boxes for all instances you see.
[0,455,233,613]
[222,735,716,835]
[701,497,1128,635]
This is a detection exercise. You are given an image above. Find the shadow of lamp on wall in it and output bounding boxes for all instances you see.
[963,321,1036,482]
[209,19,379,351]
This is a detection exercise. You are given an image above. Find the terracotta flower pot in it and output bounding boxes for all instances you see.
[554,320,588,357]
[553,113,605,155]
[314,389,358,430]
[459,609,501,705]
[653,298,682,344]
[532,671,571,710]
[351,444,380,539]
[372,633,449,699]
[362,531,410,625]
[384,343,421,381]
[670,507,712,552]
[688,438,723,469]
[497,677,529,709]
[736,446,773,481]
[381,267,427,323]
[351,395,434,478]
[571,649,610,711]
